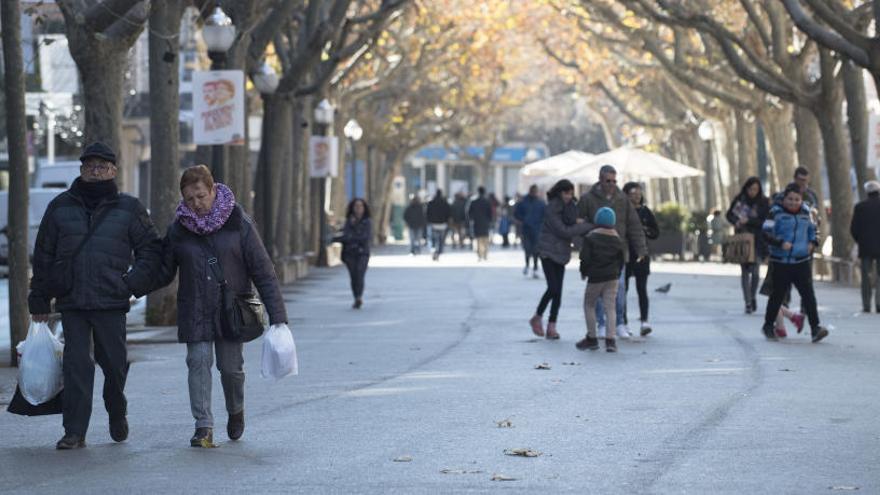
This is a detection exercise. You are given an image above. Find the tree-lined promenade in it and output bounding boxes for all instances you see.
[2,1,878,358]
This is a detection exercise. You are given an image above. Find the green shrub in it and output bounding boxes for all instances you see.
[654,202,689,233]
[687,210,708,234]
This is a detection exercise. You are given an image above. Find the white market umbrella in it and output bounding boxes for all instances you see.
[518,150,595,190]
[580,147,705,181]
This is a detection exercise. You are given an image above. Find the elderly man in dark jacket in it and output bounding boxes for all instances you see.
[578,165,647,339]
[28,142,161,450]
[468,186,493,261]
[851,180,880,313]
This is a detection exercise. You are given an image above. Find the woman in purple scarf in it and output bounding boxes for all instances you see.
[155,165,287,447]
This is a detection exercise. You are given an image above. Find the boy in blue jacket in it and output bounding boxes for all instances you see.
[761,184,829,343]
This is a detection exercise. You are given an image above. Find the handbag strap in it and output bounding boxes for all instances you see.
[69,201,116,264]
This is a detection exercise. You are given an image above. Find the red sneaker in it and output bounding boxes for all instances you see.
[789,313,805,334]
[775,326,788,338]
[529,314,544,337]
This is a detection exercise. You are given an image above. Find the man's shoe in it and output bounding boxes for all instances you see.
[811,326,829,343]
[745,303,753,314]
[545,322,560,340]
[789,313,805,334]
[353,298,363,309]
[605,338,618,353]
[616,324,632,340]
[227,411,244,441]
[640,322,652,337]
[109,417,128,442]
[56,434,85,450]
[576,336,600,351]
[762,325,778,341]
[529,314,544,337]
[190,427,214,448]
[775,326,788,338]
[750,300,758,313]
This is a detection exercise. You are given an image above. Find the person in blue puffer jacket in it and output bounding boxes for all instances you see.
[761,184,829,343]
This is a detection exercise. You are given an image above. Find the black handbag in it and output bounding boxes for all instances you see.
[49,203,114,298]
[200,236,266,343]
[7,386,62,416]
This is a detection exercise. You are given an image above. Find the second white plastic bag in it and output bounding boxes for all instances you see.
[261,323,298,380]
[18,321,64,405]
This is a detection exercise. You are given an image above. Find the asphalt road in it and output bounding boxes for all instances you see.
[0,246,878,494]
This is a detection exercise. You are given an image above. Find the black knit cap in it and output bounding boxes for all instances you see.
[79,142,117,164]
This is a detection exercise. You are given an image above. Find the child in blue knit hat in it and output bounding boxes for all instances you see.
[577,207,626,352]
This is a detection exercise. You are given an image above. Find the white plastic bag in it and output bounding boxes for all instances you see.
[261,323,298,380]
[18,321,64,405]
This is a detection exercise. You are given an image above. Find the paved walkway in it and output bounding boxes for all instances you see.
[0,247,877,493]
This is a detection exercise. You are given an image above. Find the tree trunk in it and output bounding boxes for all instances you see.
[254,94,292,259]
[735,111,758,186]
[843,61,875,200]
[812,74,854,261]
[145,1,186,326]
[271,96,294,260]
[376,152,405,245]
[291,98,308,255]
[760,105,797,190]
[793,106,830,237]
[2,0,31,365]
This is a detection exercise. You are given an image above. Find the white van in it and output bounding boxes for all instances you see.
[0,188,66,264]
[33,161,81,189]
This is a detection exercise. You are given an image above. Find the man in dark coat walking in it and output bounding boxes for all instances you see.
[851,180,880,312]
[468,186,493,261]
[28,142,161,449]
[403,196,427,255]
[426,189,452,260]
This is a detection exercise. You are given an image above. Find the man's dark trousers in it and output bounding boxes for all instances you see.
[61,310,128,437]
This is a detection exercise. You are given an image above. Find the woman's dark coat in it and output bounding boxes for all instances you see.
[468,196,493,237]
[340,217,372,258]
[725,194,770,258]
[157,205,287,343]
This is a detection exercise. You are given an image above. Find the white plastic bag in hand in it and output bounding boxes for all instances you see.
[261,323,298,380]
[18,321,64,405]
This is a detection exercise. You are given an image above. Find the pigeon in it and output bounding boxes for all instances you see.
[655,283,672,293]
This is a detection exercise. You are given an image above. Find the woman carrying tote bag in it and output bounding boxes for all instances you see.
[156,165,287,448]
[725,177,769,314]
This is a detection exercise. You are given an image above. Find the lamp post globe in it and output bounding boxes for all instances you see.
[698,120,715,141]
[253,62,279,95]
[344,119,363,141]
[203,6,236,60]
[314,99,335,126]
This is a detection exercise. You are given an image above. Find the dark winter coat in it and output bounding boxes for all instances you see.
[514,195,546,239]
[578,183,647,263]
[340,217,372,258]
[157,205,287,343]
[536,198,594,265]
[850,194,880,258]
[632,204,659,260]
[403,202,426,230]
[579,228,626,283]
[426,197,451,224]
[451,196,468,223]
[468,196,493,237]
[726,193,770,258]
[28,183,160,315]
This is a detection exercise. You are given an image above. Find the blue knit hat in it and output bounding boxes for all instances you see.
[594,207,616,227]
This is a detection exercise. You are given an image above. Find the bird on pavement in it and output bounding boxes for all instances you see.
[655,283,672,293]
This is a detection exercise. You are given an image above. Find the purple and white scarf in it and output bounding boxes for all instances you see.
[176,183,236,235]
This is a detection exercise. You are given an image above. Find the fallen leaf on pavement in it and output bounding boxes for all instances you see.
[440,468,483,475]
[778,368,795,372]
[534,363,551,370]
[393,456,413,462]
[491,473,517,481]
[495,418,513,428]
[562,362,581,366]
[504,448,542,457]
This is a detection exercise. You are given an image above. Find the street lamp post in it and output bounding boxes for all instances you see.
[698,120,715,211]
[314,99,335,266]
[344,118,363,199]
[202,5,236,184]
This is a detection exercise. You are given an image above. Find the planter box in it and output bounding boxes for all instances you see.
[649,231,685,259]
